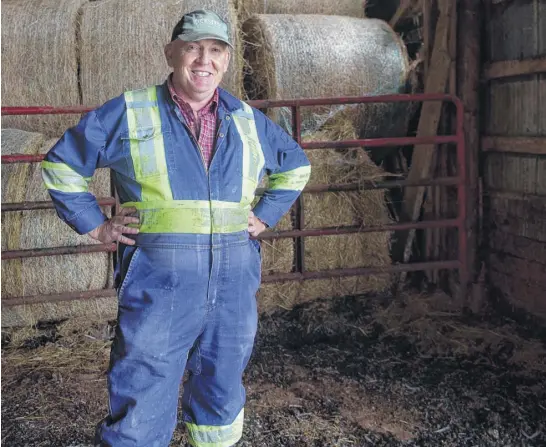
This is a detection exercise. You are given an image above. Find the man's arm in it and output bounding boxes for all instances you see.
[42,109,139,244]
[252,110,311,228]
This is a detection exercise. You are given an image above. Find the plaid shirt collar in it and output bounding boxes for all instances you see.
[167,74,219,117]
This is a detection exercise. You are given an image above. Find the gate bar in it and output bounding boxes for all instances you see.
[262,260,461,283]
[2,197,116,212]
[2,260,461,307]
[1,135,458,165]
[259,219,459,239]
[0,93,460,117]
[303,135,458,149]
[2,243,116,260]
[1,177,460,214]
[292,105,305,274]
[1,219,459,259]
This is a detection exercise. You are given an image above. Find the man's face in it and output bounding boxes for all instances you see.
[165,39,230,101]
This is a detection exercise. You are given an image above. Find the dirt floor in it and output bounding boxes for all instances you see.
[2,290,546,446]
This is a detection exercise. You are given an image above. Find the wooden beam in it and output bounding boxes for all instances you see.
[487,189,546,202]
[392,0,453,287]
[482,136,546,155]
[423,0,430,74]
[389,0,414,28]
[483,57,546,81]
[449,0,458,95]
[457,0,482,309]
[489,229,546,265]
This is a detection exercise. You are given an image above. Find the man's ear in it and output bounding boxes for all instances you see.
[164,42,174,68]
[223,49,231,73]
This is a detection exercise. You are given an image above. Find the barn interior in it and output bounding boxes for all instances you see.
[1,0,545,445]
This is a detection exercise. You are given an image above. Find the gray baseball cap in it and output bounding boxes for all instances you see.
[171,9,232,48]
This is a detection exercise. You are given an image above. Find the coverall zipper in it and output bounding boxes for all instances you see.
[176,111,217,236]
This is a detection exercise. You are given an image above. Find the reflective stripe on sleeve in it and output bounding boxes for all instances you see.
[268,165,311,191]
[41,161,92,193]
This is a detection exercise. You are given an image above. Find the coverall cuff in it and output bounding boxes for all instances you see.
[66,204,108,235]
[252,201,284,229]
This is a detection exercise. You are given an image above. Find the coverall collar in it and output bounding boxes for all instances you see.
[161,79,244,117]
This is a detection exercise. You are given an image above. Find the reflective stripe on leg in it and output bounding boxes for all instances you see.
[185,409,244,447]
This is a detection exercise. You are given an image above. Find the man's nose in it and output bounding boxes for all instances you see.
[197,49,212,64]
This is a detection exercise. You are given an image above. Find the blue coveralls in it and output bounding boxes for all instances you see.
[42,82,311,447]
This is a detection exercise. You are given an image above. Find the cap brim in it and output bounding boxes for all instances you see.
[177,33,233,48]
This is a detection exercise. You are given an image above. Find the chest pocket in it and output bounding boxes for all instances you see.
[122,127,174,178]
[121,126,174,201]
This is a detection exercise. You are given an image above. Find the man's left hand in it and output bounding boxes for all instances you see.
[248,211,266,237]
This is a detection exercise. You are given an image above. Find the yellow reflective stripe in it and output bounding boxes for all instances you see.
[268,165,311,191]
[41,161,91,193]
[122,201,250,234]
[186,409,244,447]
[232,102,265,206]
[124,87,173,202]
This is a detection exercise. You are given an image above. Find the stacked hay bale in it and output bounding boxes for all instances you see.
[243,14,410,141]
[1,129,115,327]
[237,0,366,22]
[80,0,243,105]
[244,15,409,313]
[257,113,393,314]
[1,0,87,137]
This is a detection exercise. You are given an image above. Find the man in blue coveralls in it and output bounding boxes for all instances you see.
[42,9,310,447]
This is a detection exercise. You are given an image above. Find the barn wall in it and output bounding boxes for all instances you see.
[483,0,546,319]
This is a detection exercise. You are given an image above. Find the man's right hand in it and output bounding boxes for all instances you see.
[87,207,140,246]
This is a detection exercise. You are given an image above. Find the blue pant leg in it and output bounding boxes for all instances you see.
[98,246,209,447]
[182,240,260,447]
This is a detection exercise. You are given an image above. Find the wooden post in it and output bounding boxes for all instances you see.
[424,0,458,286]
[457,0,483,310]
[392,0,452,288]
[423,0,430,75]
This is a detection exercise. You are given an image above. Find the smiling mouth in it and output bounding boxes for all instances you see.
[192,70,212,77]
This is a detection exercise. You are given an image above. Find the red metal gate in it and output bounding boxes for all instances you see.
[1,93,467,306]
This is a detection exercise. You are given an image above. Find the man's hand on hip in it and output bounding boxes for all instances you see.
[88,207,140,245]
[248,211,266,237]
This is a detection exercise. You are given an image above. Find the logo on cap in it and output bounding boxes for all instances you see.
[194,18,221,27]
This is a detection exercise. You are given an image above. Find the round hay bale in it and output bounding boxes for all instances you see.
[80,0,243,106]
[1,130,113,325]
[1,0,87,137]
[238,0,365,22]
[2,130,48,290]
[243,14,410,140]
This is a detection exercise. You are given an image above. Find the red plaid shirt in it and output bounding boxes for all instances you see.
[167,76,218,168]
